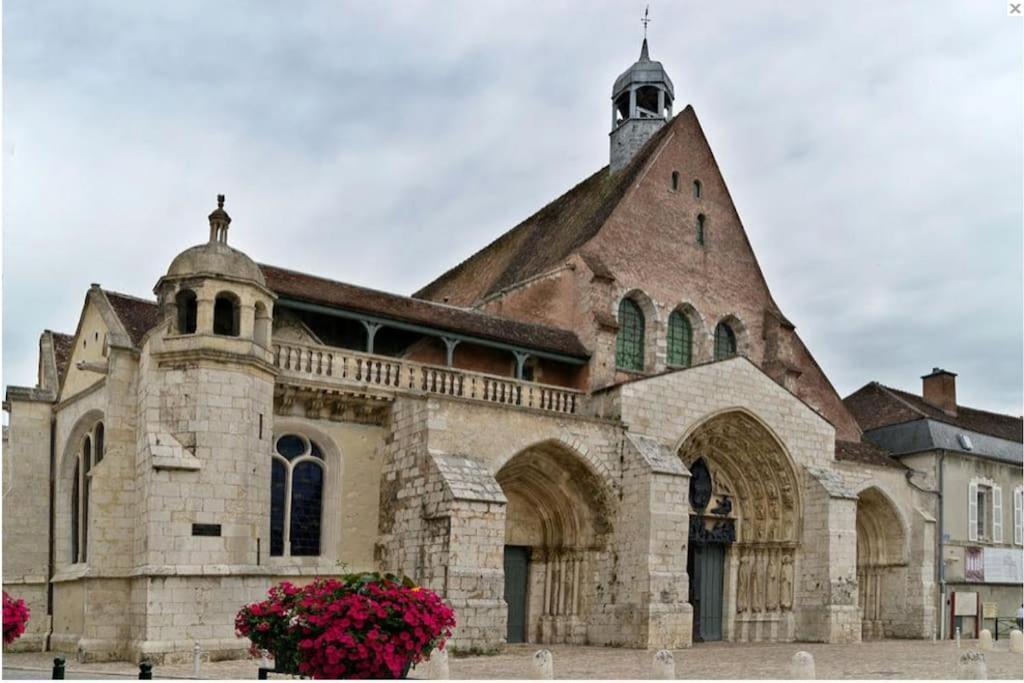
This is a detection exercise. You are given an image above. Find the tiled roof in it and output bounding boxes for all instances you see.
[413,110,681,305]
[51,332,75,385]
[844,382,1023,444]
[834,439,904,469]
[260,264,589,359]
[103,290,162,347]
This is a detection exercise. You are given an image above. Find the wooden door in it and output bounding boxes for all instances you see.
[504,546,530,643]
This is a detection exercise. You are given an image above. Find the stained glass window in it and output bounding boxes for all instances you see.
[81,436,90,562]
[271,434,326,557]
[616,299,645,371]
[290,462,324,556]
[714,322,737,360]
[270,459,287,556]
[667,311,692,368]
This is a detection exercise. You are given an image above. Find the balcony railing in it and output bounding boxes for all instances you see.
[272,341,581,414]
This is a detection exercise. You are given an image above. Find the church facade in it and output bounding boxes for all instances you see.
[3,40,940,662]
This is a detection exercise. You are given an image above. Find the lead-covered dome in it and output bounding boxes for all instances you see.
[612,39,674,101]
[163,195,266,286]
[165,240,266,286]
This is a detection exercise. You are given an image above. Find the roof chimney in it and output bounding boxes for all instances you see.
[922,368,957,416]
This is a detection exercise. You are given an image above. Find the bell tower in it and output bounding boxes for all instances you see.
[609,28,674,172]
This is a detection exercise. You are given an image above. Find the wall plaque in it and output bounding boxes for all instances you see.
[192,523,222,537]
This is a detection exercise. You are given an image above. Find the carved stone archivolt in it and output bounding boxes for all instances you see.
[678,411,803,617]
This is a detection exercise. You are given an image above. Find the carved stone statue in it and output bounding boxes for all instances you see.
[737,550,751,613]
[780,553,794,609]
[766,549,779,611]
[751,549,764,612]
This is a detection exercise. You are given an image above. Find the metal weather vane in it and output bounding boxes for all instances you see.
[641,5,651,39]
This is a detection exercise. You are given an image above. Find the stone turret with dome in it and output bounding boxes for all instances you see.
[153,195,275,355]
[609,37,675,172]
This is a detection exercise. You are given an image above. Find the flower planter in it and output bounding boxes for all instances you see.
[238,574,454,680]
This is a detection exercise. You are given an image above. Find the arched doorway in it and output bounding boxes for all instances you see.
[678,411,802,642]
[496,440,613,645]
[856,487,906,639]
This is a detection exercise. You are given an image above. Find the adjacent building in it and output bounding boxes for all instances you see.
[845,371,1023,639]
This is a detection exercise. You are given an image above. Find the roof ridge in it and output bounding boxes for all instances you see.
[413,109,688,303]
[260,263,575,332]
[880,382,1022,422]
[101,288,158,306]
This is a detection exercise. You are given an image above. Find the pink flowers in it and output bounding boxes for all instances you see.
[3,592,30,646]
[235,573,456,679]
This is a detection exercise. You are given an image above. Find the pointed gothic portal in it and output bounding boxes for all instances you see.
[496,441,613,645]
[678,411,802,643]
[856,487,907,640]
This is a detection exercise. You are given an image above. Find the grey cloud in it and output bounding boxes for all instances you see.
[3,0,1020,415]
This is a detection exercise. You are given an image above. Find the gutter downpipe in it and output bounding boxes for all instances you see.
[937,450,946,641]
[45,415,56,651]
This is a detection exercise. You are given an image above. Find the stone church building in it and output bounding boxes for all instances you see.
[3,39,939,662]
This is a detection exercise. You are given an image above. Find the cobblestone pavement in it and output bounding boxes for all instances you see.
[3,639,1022,679]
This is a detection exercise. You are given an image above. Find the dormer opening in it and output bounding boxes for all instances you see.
[176,289,198,334]
[213,292,241,337]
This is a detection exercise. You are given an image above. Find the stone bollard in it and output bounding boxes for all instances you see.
[530,649,554,680]
[789,651,815,680]
[427,647,450,679]
[978,629,993,651]
[955,650,986,679]
[652,650,675,679]
[955,626,961,648]
[193,640,202,677]
[259,649,272,669]
[1009,629,1023,654]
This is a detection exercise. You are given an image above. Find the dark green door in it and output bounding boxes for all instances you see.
[688,543,725,641]
[504,546,530,643]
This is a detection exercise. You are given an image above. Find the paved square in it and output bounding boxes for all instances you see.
[2,640,1022,679]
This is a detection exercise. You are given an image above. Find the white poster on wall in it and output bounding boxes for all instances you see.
[982,547,1024,583]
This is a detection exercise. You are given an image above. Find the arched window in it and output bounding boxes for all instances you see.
[213,293,240,337]
[714,322,737,360]
[667,311,693,368]
[693,180,702,199]
[94,422,104,465]
[697,214,706,246]
[671,171,680,192]
[69,422,104,564]
[616,298,645,371]
[271,434,325,557]
[176,290,198,334]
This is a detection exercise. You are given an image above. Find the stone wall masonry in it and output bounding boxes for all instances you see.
[836,461,936,639]
[2,396,53,651]
[608,357,836,472]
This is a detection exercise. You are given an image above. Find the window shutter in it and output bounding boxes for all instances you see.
[992,485,1003,543]
[1014,488,1023,546]
[968,481,978,542]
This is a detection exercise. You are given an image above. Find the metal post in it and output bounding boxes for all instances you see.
[442,337,460,368]
[361,321,382,355]
[52,657,66,680]
[139,661,153,679]
[258,667,270,680]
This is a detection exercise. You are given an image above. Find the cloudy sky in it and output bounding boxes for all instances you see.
[3,1,1022,414]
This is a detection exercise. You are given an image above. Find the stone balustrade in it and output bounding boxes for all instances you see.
[272,341,582,414]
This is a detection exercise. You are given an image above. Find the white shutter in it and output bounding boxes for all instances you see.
[968,481,978,542]
[992,485,1003,543]
[1014,488,1023,546]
